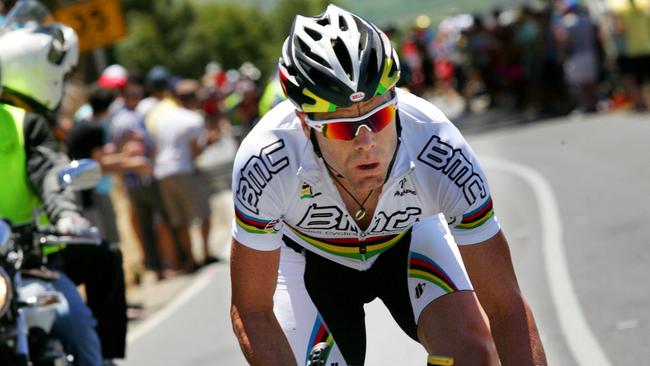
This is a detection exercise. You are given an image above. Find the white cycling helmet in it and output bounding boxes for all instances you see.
[279,4,400,113]
[0,22,79,111]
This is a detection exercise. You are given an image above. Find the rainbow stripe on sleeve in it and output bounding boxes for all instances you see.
[455,196,494,230]
[234,207,277,234]
[305,315,334,364]
[408,252,458,293]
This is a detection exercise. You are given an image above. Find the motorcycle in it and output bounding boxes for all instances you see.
[0,159,102,365]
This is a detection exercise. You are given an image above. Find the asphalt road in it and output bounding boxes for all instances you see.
[124,111,650,365]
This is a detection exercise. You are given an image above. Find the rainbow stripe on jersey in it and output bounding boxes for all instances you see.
[455,196,494,230]
[305,315,334,364]
[234,207,277,234]
[286,224,411,260]
[408,252,458,293]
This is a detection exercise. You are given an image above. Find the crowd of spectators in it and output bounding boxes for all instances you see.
[390,0,650,118]
[56,63,249,282]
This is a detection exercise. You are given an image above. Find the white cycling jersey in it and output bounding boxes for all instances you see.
[232,88,500,271]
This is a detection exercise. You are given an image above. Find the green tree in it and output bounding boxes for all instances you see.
[114,12,166,74]
[177,3,275,77]
[115,1,195,76]
[114,0,348,81]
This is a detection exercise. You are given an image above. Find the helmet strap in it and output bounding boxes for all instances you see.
[309,128,323,158]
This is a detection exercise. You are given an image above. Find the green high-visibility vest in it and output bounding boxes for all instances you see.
[0,103,42,224]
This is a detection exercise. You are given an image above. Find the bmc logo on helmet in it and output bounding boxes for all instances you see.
[349,91,365,102]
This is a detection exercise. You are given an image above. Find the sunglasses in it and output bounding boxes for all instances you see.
[305,94,397,140]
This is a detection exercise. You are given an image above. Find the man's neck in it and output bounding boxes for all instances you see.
[329,174,382,231]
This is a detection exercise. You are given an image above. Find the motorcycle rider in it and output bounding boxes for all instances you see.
[2,2,130,366]
[0,12,103,366]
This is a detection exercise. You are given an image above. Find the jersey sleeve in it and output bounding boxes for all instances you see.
[231,134,292,251]
[23,112,83,222]
[415,121,500,245]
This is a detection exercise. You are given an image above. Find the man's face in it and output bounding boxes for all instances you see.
[301,92,398,192]
[123,83,143,110]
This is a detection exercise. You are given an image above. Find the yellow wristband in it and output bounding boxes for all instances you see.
[427,355,454,365]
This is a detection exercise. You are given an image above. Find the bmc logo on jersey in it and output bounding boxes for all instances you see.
[370,207,421,232]
[417,135,486,205]
[236,139,290,214]
[297,204,352,231]
[349,91,365,102]
[297,204,421,233]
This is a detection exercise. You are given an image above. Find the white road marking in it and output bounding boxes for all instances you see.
[127,265,221,344]
[482,156,611,366]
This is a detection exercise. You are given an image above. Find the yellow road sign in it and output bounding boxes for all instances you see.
[54,0,127,52]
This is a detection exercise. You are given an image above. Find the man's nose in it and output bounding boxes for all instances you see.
[354,125,376,150]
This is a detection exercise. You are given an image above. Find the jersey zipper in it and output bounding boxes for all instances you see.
[358,232,367,269]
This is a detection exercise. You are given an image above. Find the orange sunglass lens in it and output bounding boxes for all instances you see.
[322,104,395,140]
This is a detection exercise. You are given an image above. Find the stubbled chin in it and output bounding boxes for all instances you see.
[350,173,385,191]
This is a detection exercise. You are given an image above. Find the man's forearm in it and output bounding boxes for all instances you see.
[488,297,547,365]
[231,306,297,366]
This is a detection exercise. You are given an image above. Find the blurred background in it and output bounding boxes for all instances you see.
[5,0,648,365]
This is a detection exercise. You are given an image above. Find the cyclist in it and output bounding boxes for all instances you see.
[230,5,547,366]
[0,12,102,366]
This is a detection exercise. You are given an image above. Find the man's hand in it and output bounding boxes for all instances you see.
[56,213,92,236]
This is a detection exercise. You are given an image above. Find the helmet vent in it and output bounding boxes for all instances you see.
[338,15,349,31]
[316,18,330,27]
[358,30,367,53]
[308,67,344,95]
[359,49,377,90]
[298,38,328,68]
[304,28,322,41]
[332,38,353,80]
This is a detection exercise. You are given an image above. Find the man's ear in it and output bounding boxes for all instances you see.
[295,110,311,137]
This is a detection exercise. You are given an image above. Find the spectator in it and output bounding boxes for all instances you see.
[66,83,156,361]
[137,65,171,117]
[74,64,129,124]
[606,0,650,111]
[153,79,218,271]
[111,77,186,280]
[144,78,179,139]
[555,2,600,112]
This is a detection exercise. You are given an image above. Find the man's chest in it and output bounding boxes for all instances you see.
[283,175,425,238]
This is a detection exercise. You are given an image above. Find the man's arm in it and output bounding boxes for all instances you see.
[90,146,152,176]
[459,230,547,365]
[23,112,82,222]
[230,239,296,366]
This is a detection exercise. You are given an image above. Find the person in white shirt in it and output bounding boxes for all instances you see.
[154,79,217,271]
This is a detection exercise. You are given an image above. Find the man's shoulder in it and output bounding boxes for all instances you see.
[234,102,304,179]
[397,89,452,126]
[147,98,177,119]
[398,91,461,148]
[112,107,144,126]
[157,106,203,129]
[239,100,302,147]
[255,99,298,129]
[22,110,50,131]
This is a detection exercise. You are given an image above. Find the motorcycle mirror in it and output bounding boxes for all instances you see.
[57,159,101,191]
[0,220,10,256]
